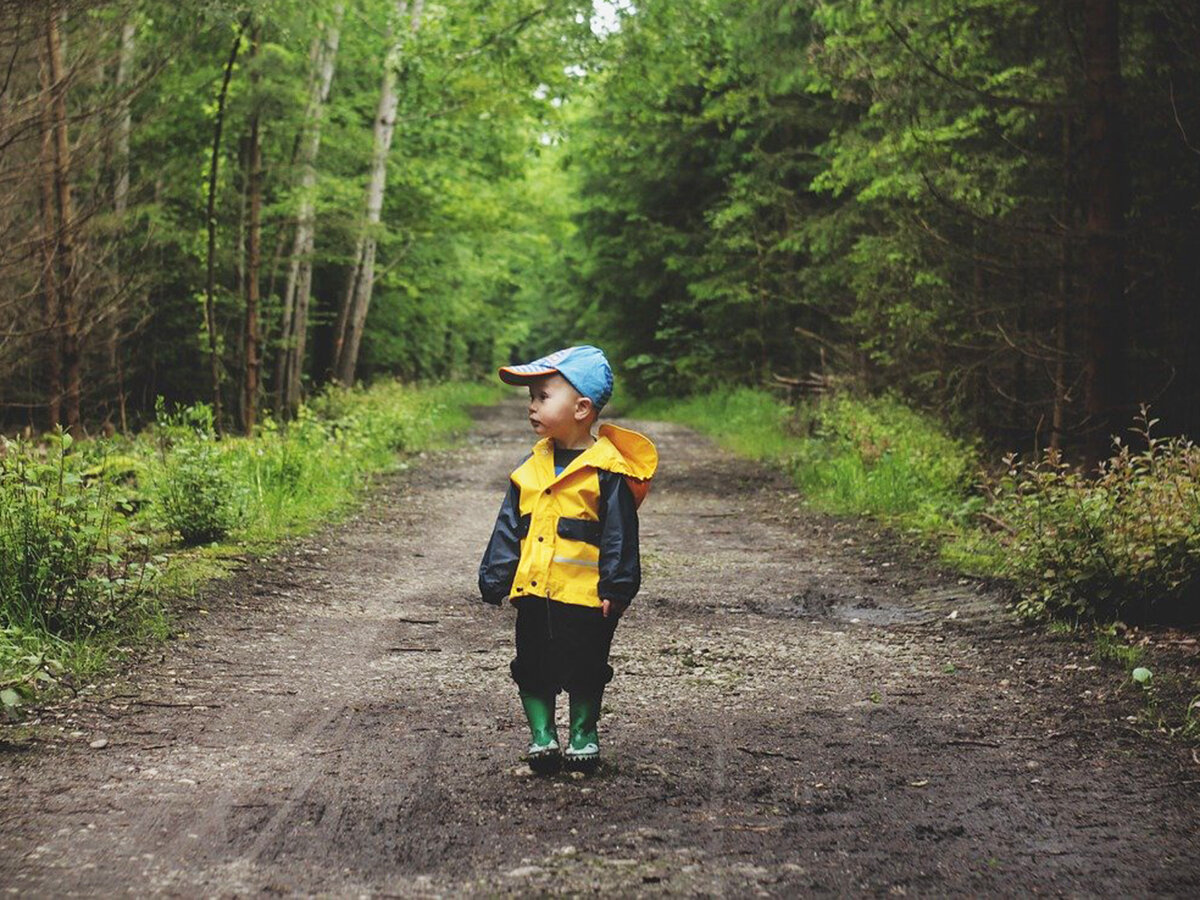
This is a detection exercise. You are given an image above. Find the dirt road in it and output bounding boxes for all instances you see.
[2,401,1198,896]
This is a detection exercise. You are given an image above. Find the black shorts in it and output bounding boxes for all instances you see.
[510,596,619,695]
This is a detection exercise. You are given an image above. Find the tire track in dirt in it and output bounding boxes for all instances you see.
[1,398,1198,896]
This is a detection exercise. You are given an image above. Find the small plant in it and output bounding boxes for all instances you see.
[153,402,243,545]
[1183,694,1200,740]
[984,407,1200,623]
[1092,627,1145,668]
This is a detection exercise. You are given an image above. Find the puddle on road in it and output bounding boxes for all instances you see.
[751,585,936,626]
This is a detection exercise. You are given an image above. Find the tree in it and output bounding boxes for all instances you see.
[330,0,423,388]
[242,19,263,432]
[42,0,81,433]
[1079,0,1128,464]
[203,18,248,434]
[275,2,344,417]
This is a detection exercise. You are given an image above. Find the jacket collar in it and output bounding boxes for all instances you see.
[531,423,658,486]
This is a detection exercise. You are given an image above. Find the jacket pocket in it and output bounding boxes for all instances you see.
[557,517,601,547]
[517,513,531,540]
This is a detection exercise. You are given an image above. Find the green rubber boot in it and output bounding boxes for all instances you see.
[520,691,561,774]
[564,690,602,772]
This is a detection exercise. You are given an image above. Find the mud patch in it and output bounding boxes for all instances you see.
[750,584,935,626]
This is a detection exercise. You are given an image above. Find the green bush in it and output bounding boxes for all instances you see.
[984,410,1200,622]
[0,431,156,635]
[152,402,243,546]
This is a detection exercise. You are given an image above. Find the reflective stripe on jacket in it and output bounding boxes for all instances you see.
[479,423,658,608]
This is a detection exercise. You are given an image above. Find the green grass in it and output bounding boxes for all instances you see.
[0,379,501,711]
[1092,627,1146,668]
[630,387,977,541]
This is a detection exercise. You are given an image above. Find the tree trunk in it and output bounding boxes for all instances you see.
[278,4,345,417]
[273,36,319,417]
[1051,116,1071,457]
[204,21,248,435]
[1079,0,1128,467]
[113,17,135,434]
[37,34,62,431]
[114,20,135,218]
[332,0,424,387]
[45,1,80,433]
[243,22,263,433]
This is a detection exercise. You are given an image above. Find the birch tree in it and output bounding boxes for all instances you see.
[330,0,423,388]
[276,2,344,417]
[242,20,263,432]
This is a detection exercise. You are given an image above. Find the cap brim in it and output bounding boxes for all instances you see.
[498,365,560,385]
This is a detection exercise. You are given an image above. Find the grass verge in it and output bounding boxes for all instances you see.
[0,380,501,711]
[629,386,977,541]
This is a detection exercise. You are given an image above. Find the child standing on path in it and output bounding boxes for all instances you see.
[479,346,657,773]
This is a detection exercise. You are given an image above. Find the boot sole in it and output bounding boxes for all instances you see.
[563,754,599,774]
[527,750,562,775]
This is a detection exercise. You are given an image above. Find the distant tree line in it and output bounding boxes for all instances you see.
[5,0,1198,463]
[0,0,593,435]
[561,0,1200,462]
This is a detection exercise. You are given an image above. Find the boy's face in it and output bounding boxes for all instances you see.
[527,373,592,441]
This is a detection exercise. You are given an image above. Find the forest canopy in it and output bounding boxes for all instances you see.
[2,0,1198,463]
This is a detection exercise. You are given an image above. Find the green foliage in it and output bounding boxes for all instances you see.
[1091,626,1146,668]
[0,379,499,707]
[632,387,975,533]
[982,411,1200,622]
[153,403,243,545]
[787,394,976,525]
[563,0,1200,452]
[0,626,67,711]
[0,431,158,636]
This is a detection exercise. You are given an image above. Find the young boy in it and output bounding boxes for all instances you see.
[479,345,657,773]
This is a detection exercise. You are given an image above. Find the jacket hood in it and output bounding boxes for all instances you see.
[531,423,658,483]
[595,423,658,482]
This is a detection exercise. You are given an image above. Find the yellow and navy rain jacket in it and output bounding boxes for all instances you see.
[479,423,658,609]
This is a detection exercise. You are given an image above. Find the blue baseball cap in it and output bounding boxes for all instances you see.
[499,345,614,411]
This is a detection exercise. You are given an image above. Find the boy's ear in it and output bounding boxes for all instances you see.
[574,396,595,423]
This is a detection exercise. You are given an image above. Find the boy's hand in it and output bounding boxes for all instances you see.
[601,598,628,619]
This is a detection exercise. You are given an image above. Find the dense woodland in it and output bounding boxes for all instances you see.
[2,0,1199,463]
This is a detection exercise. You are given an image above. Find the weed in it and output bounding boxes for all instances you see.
[1092,628,1145,668]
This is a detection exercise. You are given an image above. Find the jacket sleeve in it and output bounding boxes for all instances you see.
[597,471,641,605]
[478,480,523,605]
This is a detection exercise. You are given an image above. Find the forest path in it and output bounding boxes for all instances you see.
[2,399,1198,896]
